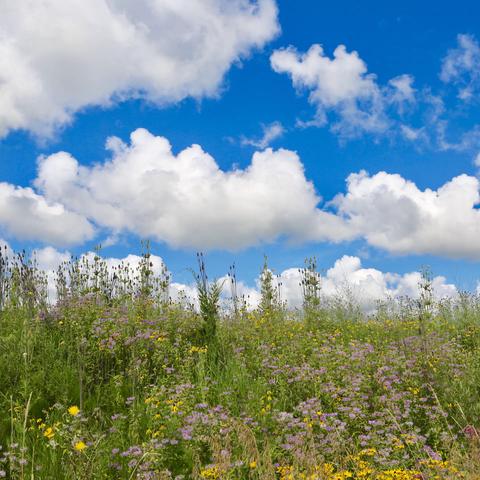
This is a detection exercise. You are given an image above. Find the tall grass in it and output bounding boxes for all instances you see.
[0,249,478,479]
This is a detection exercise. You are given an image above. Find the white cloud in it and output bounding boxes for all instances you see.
[437,122,480,152]
[3,128,480,259]
[30,248,171,302]
[0,0,279,138]
[33,128,350,250]
[387,74,416,110]
[400,125,426,142]
[0,182,94,246]
[0,238,13,257]
[474,153,480,169]
[158,275,260,310]
[270,44,414,138]
[333,170,480,259]
[440,34,480,101]
[12,245,460,312]
[34,246,71,272]
[276,256,457,313]
[33,246,72,300]
[240,121,285,148]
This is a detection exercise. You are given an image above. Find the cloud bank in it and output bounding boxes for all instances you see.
[277,255,457,313]
[1,129,480,259]
[18,245,457,313]
[33,128,350,249]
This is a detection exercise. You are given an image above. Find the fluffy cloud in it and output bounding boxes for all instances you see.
[0,0,279,137]
[441,34,480,101]
[3,128,480,258]
[270,44,414,137]
[34,128,350,250]
[0,183,94,246]
[277,256,457,313]
[333,171,480,258]
[9,245,460,312]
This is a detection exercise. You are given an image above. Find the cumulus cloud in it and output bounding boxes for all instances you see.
[0,0,279,137]
[33,128,350,250]
[2,128,480,258]
[333,171,480,259]
[12,245,460,312]
[240,121,285,148]
[270,44,415,138]
[441,34,480,101]
[0,182,94,246]
[277,256,457,313]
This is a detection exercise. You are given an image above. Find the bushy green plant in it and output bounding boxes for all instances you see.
[194,253,223,345]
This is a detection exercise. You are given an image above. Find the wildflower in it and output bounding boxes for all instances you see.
[463,424,479,440]
[68,405,80,416]
[200,466,222,479]
[74,441,87,452]
[43,427,54,440]
[189,345,208,354]
[249,461,257,469]
[359,447,376,456]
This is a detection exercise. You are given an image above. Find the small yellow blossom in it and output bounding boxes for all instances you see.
[74,441,87,452]
[200,466,222,479]
[189,345,208,354]
[68,405,80,416]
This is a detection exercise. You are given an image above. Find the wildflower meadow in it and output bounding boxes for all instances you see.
[0,249,479,479]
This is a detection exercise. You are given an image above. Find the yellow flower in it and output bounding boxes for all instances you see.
[359,447,377,457]
[43,427,54,439]
[200,466,222,479]
[74,441,87,452]
[189,345,208,354]
[249,461,257,469]
[68,405,80,416]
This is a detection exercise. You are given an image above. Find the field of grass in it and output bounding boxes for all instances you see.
[0,252,480,479]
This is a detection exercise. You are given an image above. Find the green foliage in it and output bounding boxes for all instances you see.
[0,252,478,478]
[259,255,281,315]
[300,257,321,310]
[194,253,222,345]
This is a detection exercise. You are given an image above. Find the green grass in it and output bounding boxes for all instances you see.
[0,255,479,479]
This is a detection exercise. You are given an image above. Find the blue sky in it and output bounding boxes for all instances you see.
[1,0,480,297]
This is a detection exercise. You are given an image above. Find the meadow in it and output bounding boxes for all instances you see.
[0,250,479,479]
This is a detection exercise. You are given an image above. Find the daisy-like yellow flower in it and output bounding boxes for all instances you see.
[43,427,54,439]
[74,441,87,452]
[68,405,80,416]
[249,461,257,469]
